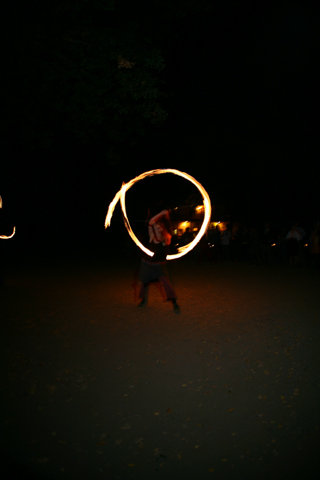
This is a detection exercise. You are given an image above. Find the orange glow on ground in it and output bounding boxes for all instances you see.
[105,169,211,260]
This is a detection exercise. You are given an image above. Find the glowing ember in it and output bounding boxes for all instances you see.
[105,169,211,260]
[0,195,16,239]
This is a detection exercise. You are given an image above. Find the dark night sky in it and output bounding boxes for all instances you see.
[2,1,319,255]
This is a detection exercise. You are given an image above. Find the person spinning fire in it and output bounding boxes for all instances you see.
[137,208,180,313]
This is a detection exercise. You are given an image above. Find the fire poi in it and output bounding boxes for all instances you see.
[0,196,16,240]
[105,169,211,260]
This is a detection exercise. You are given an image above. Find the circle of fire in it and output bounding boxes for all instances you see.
[105,169,211,260]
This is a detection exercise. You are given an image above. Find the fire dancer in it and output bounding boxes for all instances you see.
[137,208,180,313]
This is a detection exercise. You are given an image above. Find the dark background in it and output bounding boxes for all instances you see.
[1,0,319,258]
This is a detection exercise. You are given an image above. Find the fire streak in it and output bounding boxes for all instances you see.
[0,195,16,239]
[105,169,211,260]
[0,227,16,240]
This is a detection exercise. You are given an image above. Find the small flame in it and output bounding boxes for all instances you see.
[105,169,211,260]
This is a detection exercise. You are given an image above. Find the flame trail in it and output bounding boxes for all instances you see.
[0,195,16,239]
[0,227,16,240]
[105,169,211,260]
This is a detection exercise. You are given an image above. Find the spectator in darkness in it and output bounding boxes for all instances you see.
[309,221,319,269]
[229,224,237,262]
[286,224,302,266]
[232,224,242,262]
[248,226,261,265]
[260,222,274,264]
[180,227,192,246]
[197,231,213,263]
[209,224,221,263]
[220,225,231,262]
[277,225,287,264]
[294,221,306,266]
[240,224,249,261]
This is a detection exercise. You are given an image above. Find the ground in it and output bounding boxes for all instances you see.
[1,252,320,480]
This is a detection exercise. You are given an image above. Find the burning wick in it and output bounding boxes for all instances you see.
[105,169,211,260]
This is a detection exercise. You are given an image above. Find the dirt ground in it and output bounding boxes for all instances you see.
[1,253,320,480]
